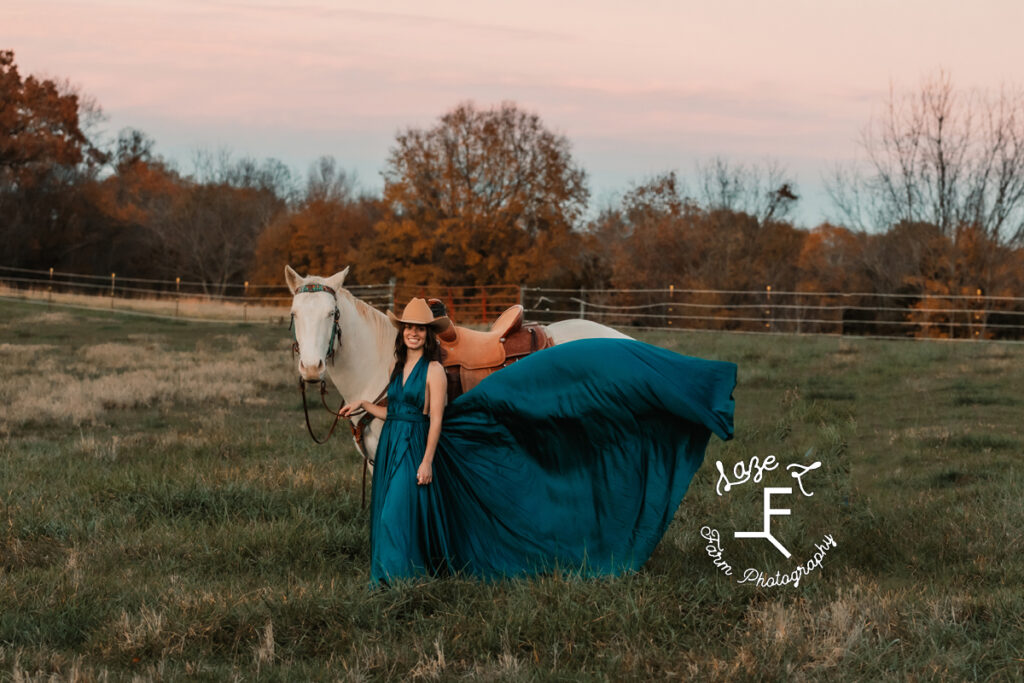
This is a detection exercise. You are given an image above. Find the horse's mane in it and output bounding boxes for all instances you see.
[334,286,395,351]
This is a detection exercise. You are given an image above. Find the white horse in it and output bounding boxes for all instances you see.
[285,265,630,462]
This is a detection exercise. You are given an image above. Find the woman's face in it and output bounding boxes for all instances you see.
[403,323,427,350]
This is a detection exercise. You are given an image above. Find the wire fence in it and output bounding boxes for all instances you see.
[3,265,1023,340]
[522,286,1024,340]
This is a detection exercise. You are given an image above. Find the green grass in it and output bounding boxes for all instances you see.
[1,300,1022,680]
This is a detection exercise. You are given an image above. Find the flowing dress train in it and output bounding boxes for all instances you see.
[368,338,737,583]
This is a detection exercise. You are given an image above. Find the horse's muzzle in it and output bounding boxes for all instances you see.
[298,359,326,382]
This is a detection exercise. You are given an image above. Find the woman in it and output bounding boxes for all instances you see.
[348,298,738,584]
[341,297,452,584]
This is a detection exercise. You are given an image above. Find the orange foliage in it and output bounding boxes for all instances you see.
[250,195,382,288]
[362,102,589,287]
[796,224,870,293]
[0,50,97,183]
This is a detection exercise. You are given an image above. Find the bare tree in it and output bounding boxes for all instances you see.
[696,157,799,225]
[829,72,1024,245]
[147,152,290,294]
[304,156,356,205]
[190,148,296,202]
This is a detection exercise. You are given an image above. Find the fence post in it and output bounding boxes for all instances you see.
[764,285,772,331]
[579,287,586,320]
[974,288,984,339]
[48,267,53,304]
[243,281,249,322]
[668,284,674,327]
[388,278,396,312]
[949,293,954,339]
[796,292,802,334]
[110,273,116,309]
[518,286,524,309]
[175,277,180,317]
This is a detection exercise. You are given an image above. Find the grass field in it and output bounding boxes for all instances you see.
[1,298,1022,681]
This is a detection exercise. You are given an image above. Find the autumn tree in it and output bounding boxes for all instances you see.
[79,128,184,276]
[796,223,870,293]
[596,172,695,289]
[0,50,101,186]
[600,170,805,292]
[364,102,589,286]
[249,157,384,286]
[584,170,807,329]
[0,50,108,268]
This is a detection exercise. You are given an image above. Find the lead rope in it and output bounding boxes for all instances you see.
[299,379,345,445]
[350,390,387,509]
[299,376,386,509]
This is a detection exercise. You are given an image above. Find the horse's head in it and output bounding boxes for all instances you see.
[286,265,350,382]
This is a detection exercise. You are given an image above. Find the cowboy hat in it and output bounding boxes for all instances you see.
[387,297,451,332]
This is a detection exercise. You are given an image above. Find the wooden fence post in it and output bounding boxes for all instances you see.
[668,284,674,326]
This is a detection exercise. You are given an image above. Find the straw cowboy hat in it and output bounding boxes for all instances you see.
[387,297,451,332]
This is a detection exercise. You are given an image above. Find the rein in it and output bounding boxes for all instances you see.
[298,378,345,445]
[297,378,387,509]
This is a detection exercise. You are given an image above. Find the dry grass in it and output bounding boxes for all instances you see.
[0,334,289,432]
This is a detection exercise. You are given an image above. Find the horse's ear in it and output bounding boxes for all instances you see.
[284,265,305,294]
[325,266,350,291]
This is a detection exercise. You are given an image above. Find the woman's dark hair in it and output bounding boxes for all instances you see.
[389,324,442,383]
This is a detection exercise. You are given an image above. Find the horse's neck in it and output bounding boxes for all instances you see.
[327,292,394,402]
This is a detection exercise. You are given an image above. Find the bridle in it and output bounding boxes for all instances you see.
[290,282,341,365]
[290,281,385,508]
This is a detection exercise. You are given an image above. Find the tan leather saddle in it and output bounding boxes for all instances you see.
[432,302,554,402]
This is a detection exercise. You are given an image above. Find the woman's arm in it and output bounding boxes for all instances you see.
[341,364,392,420]
[340,398,387,420]
[417,361,447,485]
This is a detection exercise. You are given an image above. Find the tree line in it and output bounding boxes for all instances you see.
[3,50,1023,335]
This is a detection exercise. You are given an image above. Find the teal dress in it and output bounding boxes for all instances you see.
[369,338,736,584]
[370,355,451,583]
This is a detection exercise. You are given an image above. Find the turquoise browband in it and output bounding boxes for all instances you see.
[296,283,337,296]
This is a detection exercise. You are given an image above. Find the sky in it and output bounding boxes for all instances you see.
[5,0,1024,226]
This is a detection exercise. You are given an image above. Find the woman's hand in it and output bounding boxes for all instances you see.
[339,400,363,417]
[416,460,433,486]
[343,399,388,420]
